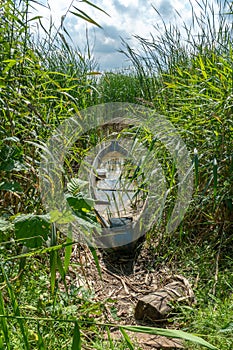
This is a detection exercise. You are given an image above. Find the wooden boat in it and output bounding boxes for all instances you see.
[89,140,148,252]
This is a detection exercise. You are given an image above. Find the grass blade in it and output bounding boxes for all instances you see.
[1,263,30,349]
[70,7,102,28]
[106,326,114,349]
[56,252,69,294]
[49,249,57,295]
[37,322,47,350]
[64,225,73,273]
[194,148,199,189]
[89,246,102,279]
[0,291,10,349]
[213,158,218,200]
[50,223,57,295]
[72,321,81,350]
[121,325,218,350]
[119,327,134,350]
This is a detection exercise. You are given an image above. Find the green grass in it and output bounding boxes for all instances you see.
[0,0,233,349]
[157,240,233,349]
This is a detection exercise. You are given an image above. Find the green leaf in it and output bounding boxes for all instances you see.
[0,144,26,172]
[70,7,102,28]
[66,194,98,227]
[28,15,43,23]
[86,71,102,75]
[50,209,75,224]
[121,325,218,350]
[67,178,88,195]
[2,59,17,74]
[72,322,81,350]
[14,214,51,248]
[66,193,94,212]
[0,159,15,171]
[0,181,23,193]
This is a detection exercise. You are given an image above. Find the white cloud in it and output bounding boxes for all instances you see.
[30,0,225,71]
[117,0,139,7]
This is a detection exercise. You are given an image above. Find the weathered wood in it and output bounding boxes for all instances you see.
[135,276,194,322]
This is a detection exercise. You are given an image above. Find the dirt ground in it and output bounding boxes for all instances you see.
[63,241,194,349]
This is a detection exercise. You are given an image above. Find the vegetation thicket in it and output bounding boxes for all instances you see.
[0,0,232,349]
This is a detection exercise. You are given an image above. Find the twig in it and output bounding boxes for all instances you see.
[102,267,130,294]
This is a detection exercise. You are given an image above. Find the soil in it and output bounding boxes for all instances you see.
[63,242,193,349]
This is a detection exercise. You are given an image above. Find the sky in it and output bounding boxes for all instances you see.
[31,0,224,71]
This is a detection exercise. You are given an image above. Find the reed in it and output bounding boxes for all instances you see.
[0,0,232,349]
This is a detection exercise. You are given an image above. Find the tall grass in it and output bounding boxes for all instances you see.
[0,0,233,349]
[0,1,104,348]
[0,0,100,215]
[111,2,233,348]
[117,0,233,240]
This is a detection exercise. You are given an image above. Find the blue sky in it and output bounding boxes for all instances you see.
[31,0,223,71]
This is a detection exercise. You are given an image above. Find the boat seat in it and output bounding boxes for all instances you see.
[109,217,133,228]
